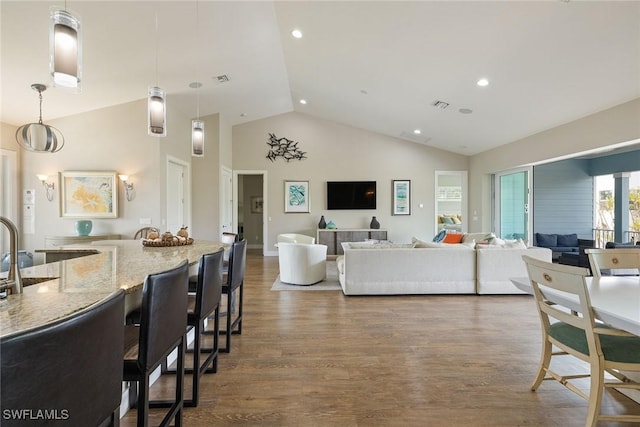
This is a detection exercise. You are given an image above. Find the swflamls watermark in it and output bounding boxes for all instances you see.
[2,409,69,420]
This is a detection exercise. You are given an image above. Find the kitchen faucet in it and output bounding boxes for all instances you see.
[0,216,23,295]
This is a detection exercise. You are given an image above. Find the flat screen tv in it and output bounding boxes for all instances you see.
[327,181,376,210]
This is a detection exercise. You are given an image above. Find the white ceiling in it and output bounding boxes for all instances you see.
[2,1,639,155]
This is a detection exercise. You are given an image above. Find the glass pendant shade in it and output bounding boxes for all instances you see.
[50,10,81,91]
[192,120,204,157]
[15,84,64,153]
[148,86,166,137]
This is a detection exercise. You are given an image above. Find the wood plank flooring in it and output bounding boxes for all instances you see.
[121,250,640,426]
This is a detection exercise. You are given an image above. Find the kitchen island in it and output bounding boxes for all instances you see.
[0,240,224,337]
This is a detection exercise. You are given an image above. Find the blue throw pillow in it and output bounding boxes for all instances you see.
[536,233,557,247]
[433,229,447,243]
[557,233,578,247]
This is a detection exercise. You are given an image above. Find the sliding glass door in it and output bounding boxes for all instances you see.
[494,168,532,241]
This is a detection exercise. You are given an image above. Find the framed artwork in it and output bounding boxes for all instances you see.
[251,196,263,214]
[392,180,411,215]
[60,171,118,218]
[284,180,310,213]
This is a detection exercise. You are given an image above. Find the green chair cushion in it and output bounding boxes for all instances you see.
[549,322,640,364]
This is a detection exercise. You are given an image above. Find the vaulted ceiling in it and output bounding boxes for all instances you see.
[2,1,639,155]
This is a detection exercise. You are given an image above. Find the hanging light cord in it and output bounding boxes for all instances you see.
[196,0,200,120]
[155,13,159,87]
[37,89,44,124]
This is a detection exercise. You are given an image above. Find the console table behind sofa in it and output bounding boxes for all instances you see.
[318,229,387,256]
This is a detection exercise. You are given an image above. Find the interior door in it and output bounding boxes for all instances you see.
[495,168,532,241]
[166,159,186,233]
[220,166,233,235]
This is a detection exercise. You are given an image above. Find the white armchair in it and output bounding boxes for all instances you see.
[277,242,328,285]
[277,233,316,244]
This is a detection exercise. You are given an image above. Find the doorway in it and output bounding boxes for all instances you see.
[494,167,532,241]
[233,171,267,255]
[166,156,190,234]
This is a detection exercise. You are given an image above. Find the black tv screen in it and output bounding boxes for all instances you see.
[327,181,376,210]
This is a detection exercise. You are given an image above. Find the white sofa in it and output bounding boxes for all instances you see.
[336,240,552,295]
[476,245,552,294]
[337,243,476,295]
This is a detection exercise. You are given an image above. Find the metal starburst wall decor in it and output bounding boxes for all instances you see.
[266,133,307,162]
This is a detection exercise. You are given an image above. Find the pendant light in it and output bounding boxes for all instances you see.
[50,7,81,91]
[15,84,65,153]
[191,0,204,156]
[148,13,166,137]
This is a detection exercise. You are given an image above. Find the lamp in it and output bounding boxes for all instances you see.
[15,84,64,153]
[148,13,166,137]
[37,174,55,202]
[148,86,166,137]
[50,9,81,91]
[192,120,204,157]
[191,1,204,157]
[119,175,134,201]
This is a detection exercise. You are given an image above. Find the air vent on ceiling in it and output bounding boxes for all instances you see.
[215,74,230,83]
[400,131,432,145]
[432,100,450,109]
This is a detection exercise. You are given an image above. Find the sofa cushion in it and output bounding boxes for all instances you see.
[347,242,416,249]
[462,232,495,244]
[535,233,557,247]
[433,229,447,243]
[557,233,578,247]
[443,233,463,244]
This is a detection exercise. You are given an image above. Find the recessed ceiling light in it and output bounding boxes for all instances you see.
[291,29,303,39]
[477,78,489,87]
[188,82,202,89]
[459,108,473,114]
[360,89,368,95]
[413,129,421,135]
[299,99,307,105]
[240,113,247,117]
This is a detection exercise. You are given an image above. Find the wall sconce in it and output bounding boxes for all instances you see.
[50,9,82,91]
[36,174,55,201]
[119,174,135,201]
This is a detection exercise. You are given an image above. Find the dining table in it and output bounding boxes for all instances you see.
[511,275,640,336]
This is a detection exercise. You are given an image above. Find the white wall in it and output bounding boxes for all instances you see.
[468,97,640,233]
[12,99,193,260]
[232,111,469,248]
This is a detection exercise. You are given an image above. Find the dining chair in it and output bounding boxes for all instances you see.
[123,260,189,427]
[522,255,640,426]
[585,248,640,277]
[1,290,125,427]
[134,226,159,239]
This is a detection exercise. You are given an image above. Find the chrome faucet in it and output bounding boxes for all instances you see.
[0,216,23,295]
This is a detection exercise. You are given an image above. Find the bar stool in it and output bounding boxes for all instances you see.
[183,249,224,407]
[219,239,247,353]
[1,290,125,427]
[123,260,189,427]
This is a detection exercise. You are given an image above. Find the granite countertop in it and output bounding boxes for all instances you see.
[0,239,224,338]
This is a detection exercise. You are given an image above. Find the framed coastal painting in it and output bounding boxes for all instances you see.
[392,180,411,215]
[284,180,310,213]
[60,171,118,218]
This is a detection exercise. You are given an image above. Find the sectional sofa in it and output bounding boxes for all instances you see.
[336,234,552,295]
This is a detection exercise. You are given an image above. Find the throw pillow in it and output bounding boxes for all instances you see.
[535,233,557,247]
[557,233,578,247]
[443,233,463,244]
[432,229,447,243]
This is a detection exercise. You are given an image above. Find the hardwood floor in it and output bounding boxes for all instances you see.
[122,250,639,426]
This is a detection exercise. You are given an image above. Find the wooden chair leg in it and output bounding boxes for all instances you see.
[585,365,604,427]
[531,339,552,391]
